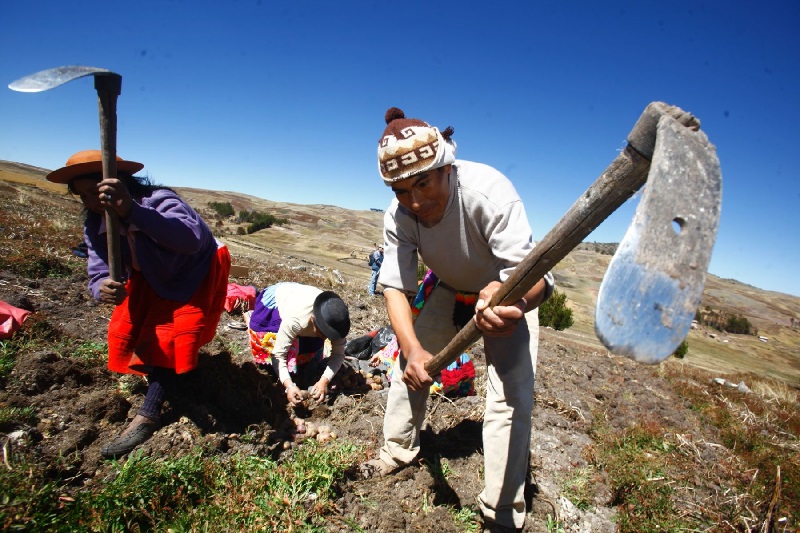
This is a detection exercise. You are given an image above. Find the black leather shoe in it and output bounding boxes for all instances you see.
[101,415,160,459]
[483,518,522,533]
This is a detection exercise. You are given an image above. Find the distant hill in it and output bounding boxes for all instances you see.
[2,159,798,385]
[0,161,50,175]
[174,186,385,281]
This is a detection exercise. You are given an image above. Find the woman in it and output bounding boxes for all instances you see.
[246,282,350,405]
[46,150,231,459]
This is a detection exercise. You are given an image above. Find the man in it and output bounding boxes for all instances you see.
[362,107,554,533]
[368,245,384,296]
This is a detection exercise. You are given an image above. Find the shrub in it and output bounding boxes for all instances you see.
[539,289,573,331]
[695,308,753,335]
[725,314,752,335]
[208,201,234,218]
[237,210,288,233]
[673,339,688,359]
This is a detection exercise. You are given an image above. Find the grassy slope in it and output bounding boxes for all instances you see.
[2,159,798,386]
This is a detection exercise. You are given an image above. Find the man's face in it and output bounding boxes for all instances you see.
[389,165,451,227]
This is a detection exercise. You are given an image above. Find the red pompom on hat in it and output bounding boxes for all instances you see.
[377,107,456,183]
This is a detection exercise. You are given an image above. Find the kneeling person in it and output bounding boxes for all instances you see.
[247,282,350,405]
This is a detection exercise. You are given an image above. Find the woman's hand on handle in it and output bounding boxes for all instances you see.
[98,278,127,306]
[98,177,134,219]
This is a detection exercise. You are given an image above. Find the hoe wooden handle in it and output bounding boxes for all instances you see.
[424,102,700,376]
[95,74,123,282]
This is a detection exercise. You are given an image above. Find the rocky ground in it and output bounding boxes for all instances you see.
[1,166,797,531]
[1,259,764,533]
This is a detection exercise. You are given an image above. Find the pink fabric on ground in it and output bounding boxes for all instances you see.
[225,283,257,313]
[0,300,32,340]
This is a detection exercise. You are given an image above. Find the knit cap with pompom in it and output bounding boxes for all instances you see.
[377,107,456,183]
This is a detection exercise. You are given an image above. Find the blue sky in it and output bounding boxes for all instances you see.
[2,1,798,297]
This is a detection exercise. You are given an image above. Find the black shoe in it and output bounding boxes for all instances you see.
[101,415,160,459]
[482,518,522,533]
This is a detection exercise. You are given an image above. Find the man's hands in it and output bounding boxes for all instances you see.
[397,281,526,391]
[473,281,526,337]
[402,345,433,391]
[98,278,127,305]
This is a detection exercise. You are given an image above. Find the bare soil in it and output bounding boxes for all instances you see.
[0,265,728,532]
[1,161,798,531]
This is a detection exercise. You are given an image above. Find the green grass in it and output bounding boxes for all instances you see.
[63,340,107,364]
[0,334,33,382]
[419,456,482,531]
[583,366,800,532]
[0,406,36,430]
[451,506,480,532]
[0,464,65,531]
[546,514,566,533]
[589,420,692,533]
[560,465,597,511]
[666,367,800,525]
[0,344,16,381]
[1,440,362,531]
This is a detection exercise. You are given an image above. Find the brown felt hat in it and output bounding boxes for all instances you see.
[46,150,144,184]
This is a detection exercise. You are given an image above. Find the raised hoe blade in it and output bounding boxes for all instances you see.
[595,114,722,364]
[8,65,112,92]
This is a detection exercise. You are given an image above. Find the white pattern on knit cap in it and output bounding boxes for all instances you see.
[378,126,456,182]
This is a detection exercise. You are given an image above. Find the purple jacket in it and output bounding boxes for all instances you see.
[85,188,216,303]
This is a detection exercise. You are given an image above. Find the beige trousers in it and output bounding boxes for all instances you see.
[379,285,539,529]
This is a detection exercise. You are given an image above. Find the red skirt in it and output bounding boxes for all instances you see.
[107,244,231,375]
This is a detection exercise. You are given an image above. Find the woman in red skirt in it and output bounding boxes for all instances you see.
[47,150,231,459]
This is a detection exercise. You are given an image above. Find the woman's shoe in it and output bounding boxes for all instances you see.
[101,414,160,459]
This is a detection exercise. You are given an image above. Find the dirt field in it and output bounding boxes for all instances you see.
[0,266,674,532]
[1,162,798,531]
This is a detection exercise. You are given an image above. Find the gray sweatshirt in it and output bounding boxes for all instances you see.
[379,159,555,296]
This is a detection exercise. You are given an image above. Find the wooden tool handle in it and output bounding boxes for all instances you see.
[95,74,122,282]
[424,102,698,377]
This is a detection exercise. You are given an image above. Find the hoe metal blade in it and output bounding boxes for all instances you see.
[424,102,715,377]
[8,65,113,93]
[595,114,722,364]
[8,64,124,281]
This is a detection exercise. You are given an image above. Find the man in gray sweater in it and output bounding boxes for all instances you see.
[362,107,554,532]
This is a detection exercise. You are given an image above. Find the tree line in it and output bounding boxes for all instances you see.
[696,307,754,335]
[208,201,288,235]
